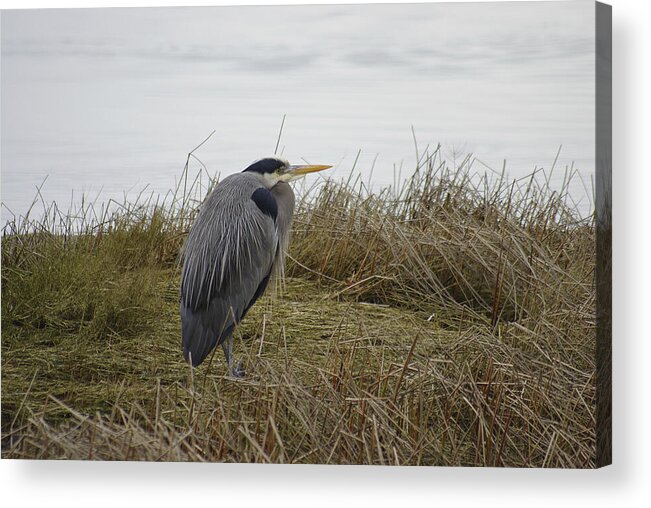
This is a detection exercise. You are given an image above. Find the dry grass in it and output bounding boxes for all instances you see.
[1,146,596,466]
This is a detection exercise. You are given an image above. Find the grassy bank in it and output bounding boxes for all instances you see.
[1,148,596,466]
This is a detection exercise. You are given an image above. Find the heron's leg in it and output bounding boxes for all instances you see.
[222,335,245,378]
[232,333,246,378]
[221,341,233,374]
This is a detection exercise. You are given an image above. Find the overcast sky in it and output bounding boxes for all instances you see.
[1,1,596,218]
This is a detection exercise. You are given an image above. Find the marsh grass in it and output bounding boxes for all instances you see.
[1,146,596,466]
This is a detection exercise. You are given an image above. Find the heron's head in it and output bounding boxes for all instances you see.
[243,157,331,188]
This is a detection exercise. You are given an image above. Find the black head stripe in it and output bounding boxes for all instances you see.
[251,187,278,222]
[243,158,286,174]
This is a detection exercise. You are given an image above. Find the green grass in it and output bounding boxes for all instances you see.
[1,146,596,466]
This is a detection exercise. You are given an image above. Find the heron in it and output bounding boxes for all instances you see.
[180,157,331,377]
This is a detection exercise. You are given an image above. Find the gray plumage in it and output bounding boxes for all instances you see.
[179,157,329,376]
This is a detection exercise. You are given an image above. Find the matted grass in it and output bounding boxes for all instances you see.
[1,147,596,466]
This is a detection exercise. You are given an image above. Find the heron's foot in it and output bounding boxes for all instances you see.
[231,359,246,378]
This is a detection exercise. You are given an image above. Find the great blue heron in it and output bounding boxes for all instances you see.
[180,157,331,376]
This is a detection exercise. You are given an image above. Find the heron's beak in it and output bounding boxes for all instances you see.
[286,164,332,176]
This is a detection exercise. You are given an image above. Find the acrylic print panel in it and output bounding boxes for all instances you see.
[1,1,611,467]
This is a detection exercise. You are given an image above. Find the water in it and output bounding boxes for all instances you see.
[1,3,596,223]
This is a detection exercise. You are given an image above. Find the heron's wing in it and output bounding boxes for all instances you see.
[180,180,278,366]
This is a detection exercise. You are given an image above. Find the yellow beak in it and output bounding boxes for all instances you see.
[287,164,332,176]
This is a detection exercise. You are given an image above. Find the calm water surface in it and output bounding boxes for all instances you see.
[1,3,596,222]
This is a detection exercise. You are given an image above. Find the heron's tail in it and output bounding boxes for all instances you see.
[180,303,234,367]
